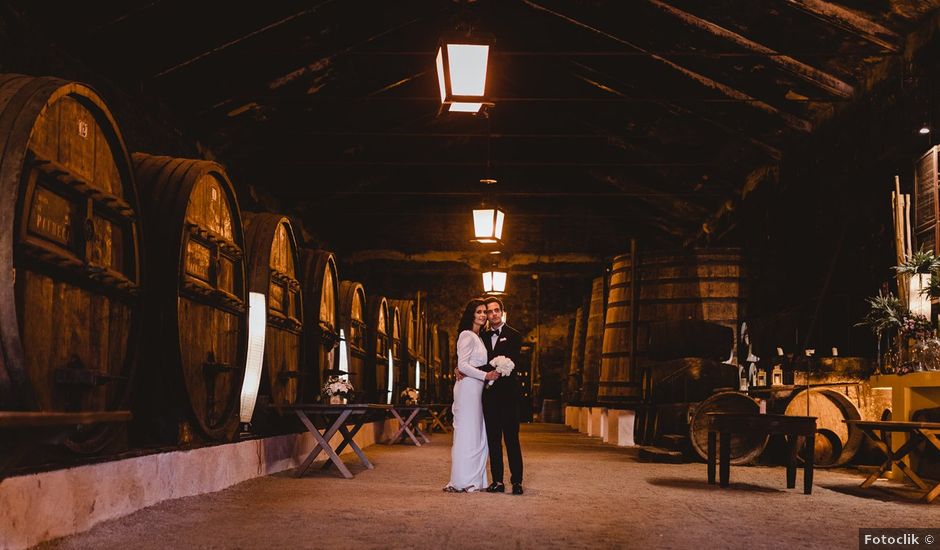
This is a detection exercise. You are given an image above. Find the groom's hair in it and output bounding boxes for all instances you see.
[483,296,504,311]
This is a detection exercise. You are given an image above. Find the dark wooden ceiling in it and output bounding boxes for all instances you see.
[5,0,940,256]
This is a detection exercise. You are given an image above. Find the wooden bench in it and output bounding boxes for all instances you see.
[706,412,817,494]
[0,411,131,478]
[845,419,940,503]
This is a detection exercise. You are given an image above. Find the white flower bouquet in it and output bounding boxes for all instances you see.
[486,355,515,388]
[322,376,354,402]
[400,387,420,405]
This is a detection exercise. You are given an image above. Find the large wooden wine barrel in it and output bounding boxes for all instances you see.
[690,392,768,465]
[133,154,247,442]
[428,322,442,402]
[600,255,642,402]
[599,249,746,404]
[339,281,368,398]
[565,302,588,403]
[415,291,428,366]
[388,299,417,390]
[784,388,863,467]
[438,327,453,403]
[389,305,402,401]
[0,75,143,452]
[580,276,606,403]
[366,295,389,404]
[299,249,339,401]
[243,213,303,409]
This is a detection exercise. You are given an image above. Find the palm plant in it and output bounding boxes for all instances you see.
[894,247,940,275]
[857,291,905,336]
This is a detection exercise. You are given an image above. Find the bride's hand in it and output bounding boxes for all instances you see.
[484,371,500,381]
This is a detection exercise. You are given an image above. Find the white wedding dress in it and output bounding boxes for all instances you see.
[445,330,489,492]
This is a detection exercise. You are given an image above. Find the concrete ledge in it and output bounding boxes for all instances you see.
[578,407,590,433]
[608,409,636,447]
[0,418,399,550]
[589,407,605,437]
[564,406,580,430]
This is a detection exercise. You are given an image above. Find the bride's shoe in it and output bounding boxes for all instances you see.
[485,482,505,493]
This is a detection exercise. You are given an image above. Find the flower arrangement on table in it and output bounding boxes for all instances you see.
[486,355,515,388]
[860,286,940,375]
[400,387,419,405]
[322,376,354,404]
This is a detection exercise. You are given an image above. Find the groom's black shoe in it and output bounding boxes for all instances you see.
[512,483,523,495]
[486,482,505,493]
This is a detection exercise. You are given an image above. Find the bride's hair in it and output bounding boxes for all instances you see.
[457,298,487,334]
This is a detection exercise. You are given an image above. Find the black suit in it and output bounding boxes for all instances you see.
[481,324,523,485]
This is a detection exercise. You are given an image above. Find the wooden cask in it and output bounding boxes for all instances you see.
[598,249,746,404]
[565,301,588,403]
[243,213,303,408]
[366,295,390,404]
[438,327,453,403]
[339,281,368,399]
[133,154,246,442]
[428,322,442,402]
[299,249,339,401]
[0,75,143,452]
[784,388,862,467]
[580,276,606,403]
[388,299,417,390]
[389,305,402,400]
[689,391,767,465]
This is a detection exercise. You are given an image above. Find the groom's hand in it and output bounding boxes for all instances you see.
[454,368,465,381]
[484,371,500,381]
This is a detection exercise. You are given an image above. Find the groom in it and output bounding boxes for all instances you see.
[480,297,524,495]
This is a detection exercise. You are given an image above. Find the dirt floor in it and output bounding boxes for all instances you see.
[37,424,939,550]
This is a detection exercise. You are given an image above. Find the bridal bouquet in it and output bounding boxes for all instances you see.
[486,355,515,388]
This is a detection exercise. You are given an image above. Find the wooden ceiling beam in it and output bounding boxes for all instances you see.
[783,0,900,52]
[521,0,812,133]
[647,0,854,98]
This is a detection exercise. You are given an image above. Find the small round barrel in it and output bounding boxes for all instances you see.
[243,213,304,408]
[339,281,368,398]
[299,249,339,401]
[133,154,247,442]
[690,391,768,465]
[565,303,587,402]
[366,295,390,404]
[541,398,562,423]
[580,276,606,403]
[388,299,417,390]
[784,388,863,467]
[0,75,143,453]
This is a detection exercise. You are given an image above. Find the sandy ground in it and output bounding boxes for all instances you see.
[37,424,939,550]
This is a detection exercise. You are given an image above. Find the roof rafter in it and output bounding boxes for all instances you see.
[521,0,812,133]
[647,0,854,98]
[783,0,900,52]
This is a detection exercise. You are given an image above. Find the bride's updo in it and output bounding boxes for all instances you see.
[456,298,486,334]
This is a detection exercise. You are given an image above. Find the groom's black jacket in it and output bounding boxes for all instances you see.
[481,324,522,399]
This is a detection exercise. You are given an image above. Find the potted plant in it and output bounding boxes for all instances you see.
[322,376,354,404]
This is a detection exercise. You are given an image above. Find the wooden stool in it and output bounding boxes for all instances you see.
[706,412,817,494]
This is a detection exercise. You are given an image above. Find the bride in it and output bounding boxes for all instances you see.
[444,298,499,492]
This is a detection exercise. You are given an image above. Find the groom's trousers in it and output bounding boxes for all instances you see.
[482,390,523,485]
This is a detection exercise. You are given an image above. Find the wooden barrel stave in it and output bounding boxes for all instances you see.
[0,76,143,453]
[133,154,246,442]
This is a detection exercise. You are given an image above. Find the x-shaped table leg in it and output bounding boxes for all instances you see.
[295,410,354,479]
[859,428,928,490]
[428,409,449,433]
[321,419,373,471]
[388,408,422,446]
[413,417,431,444]
[917,430,940,503]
